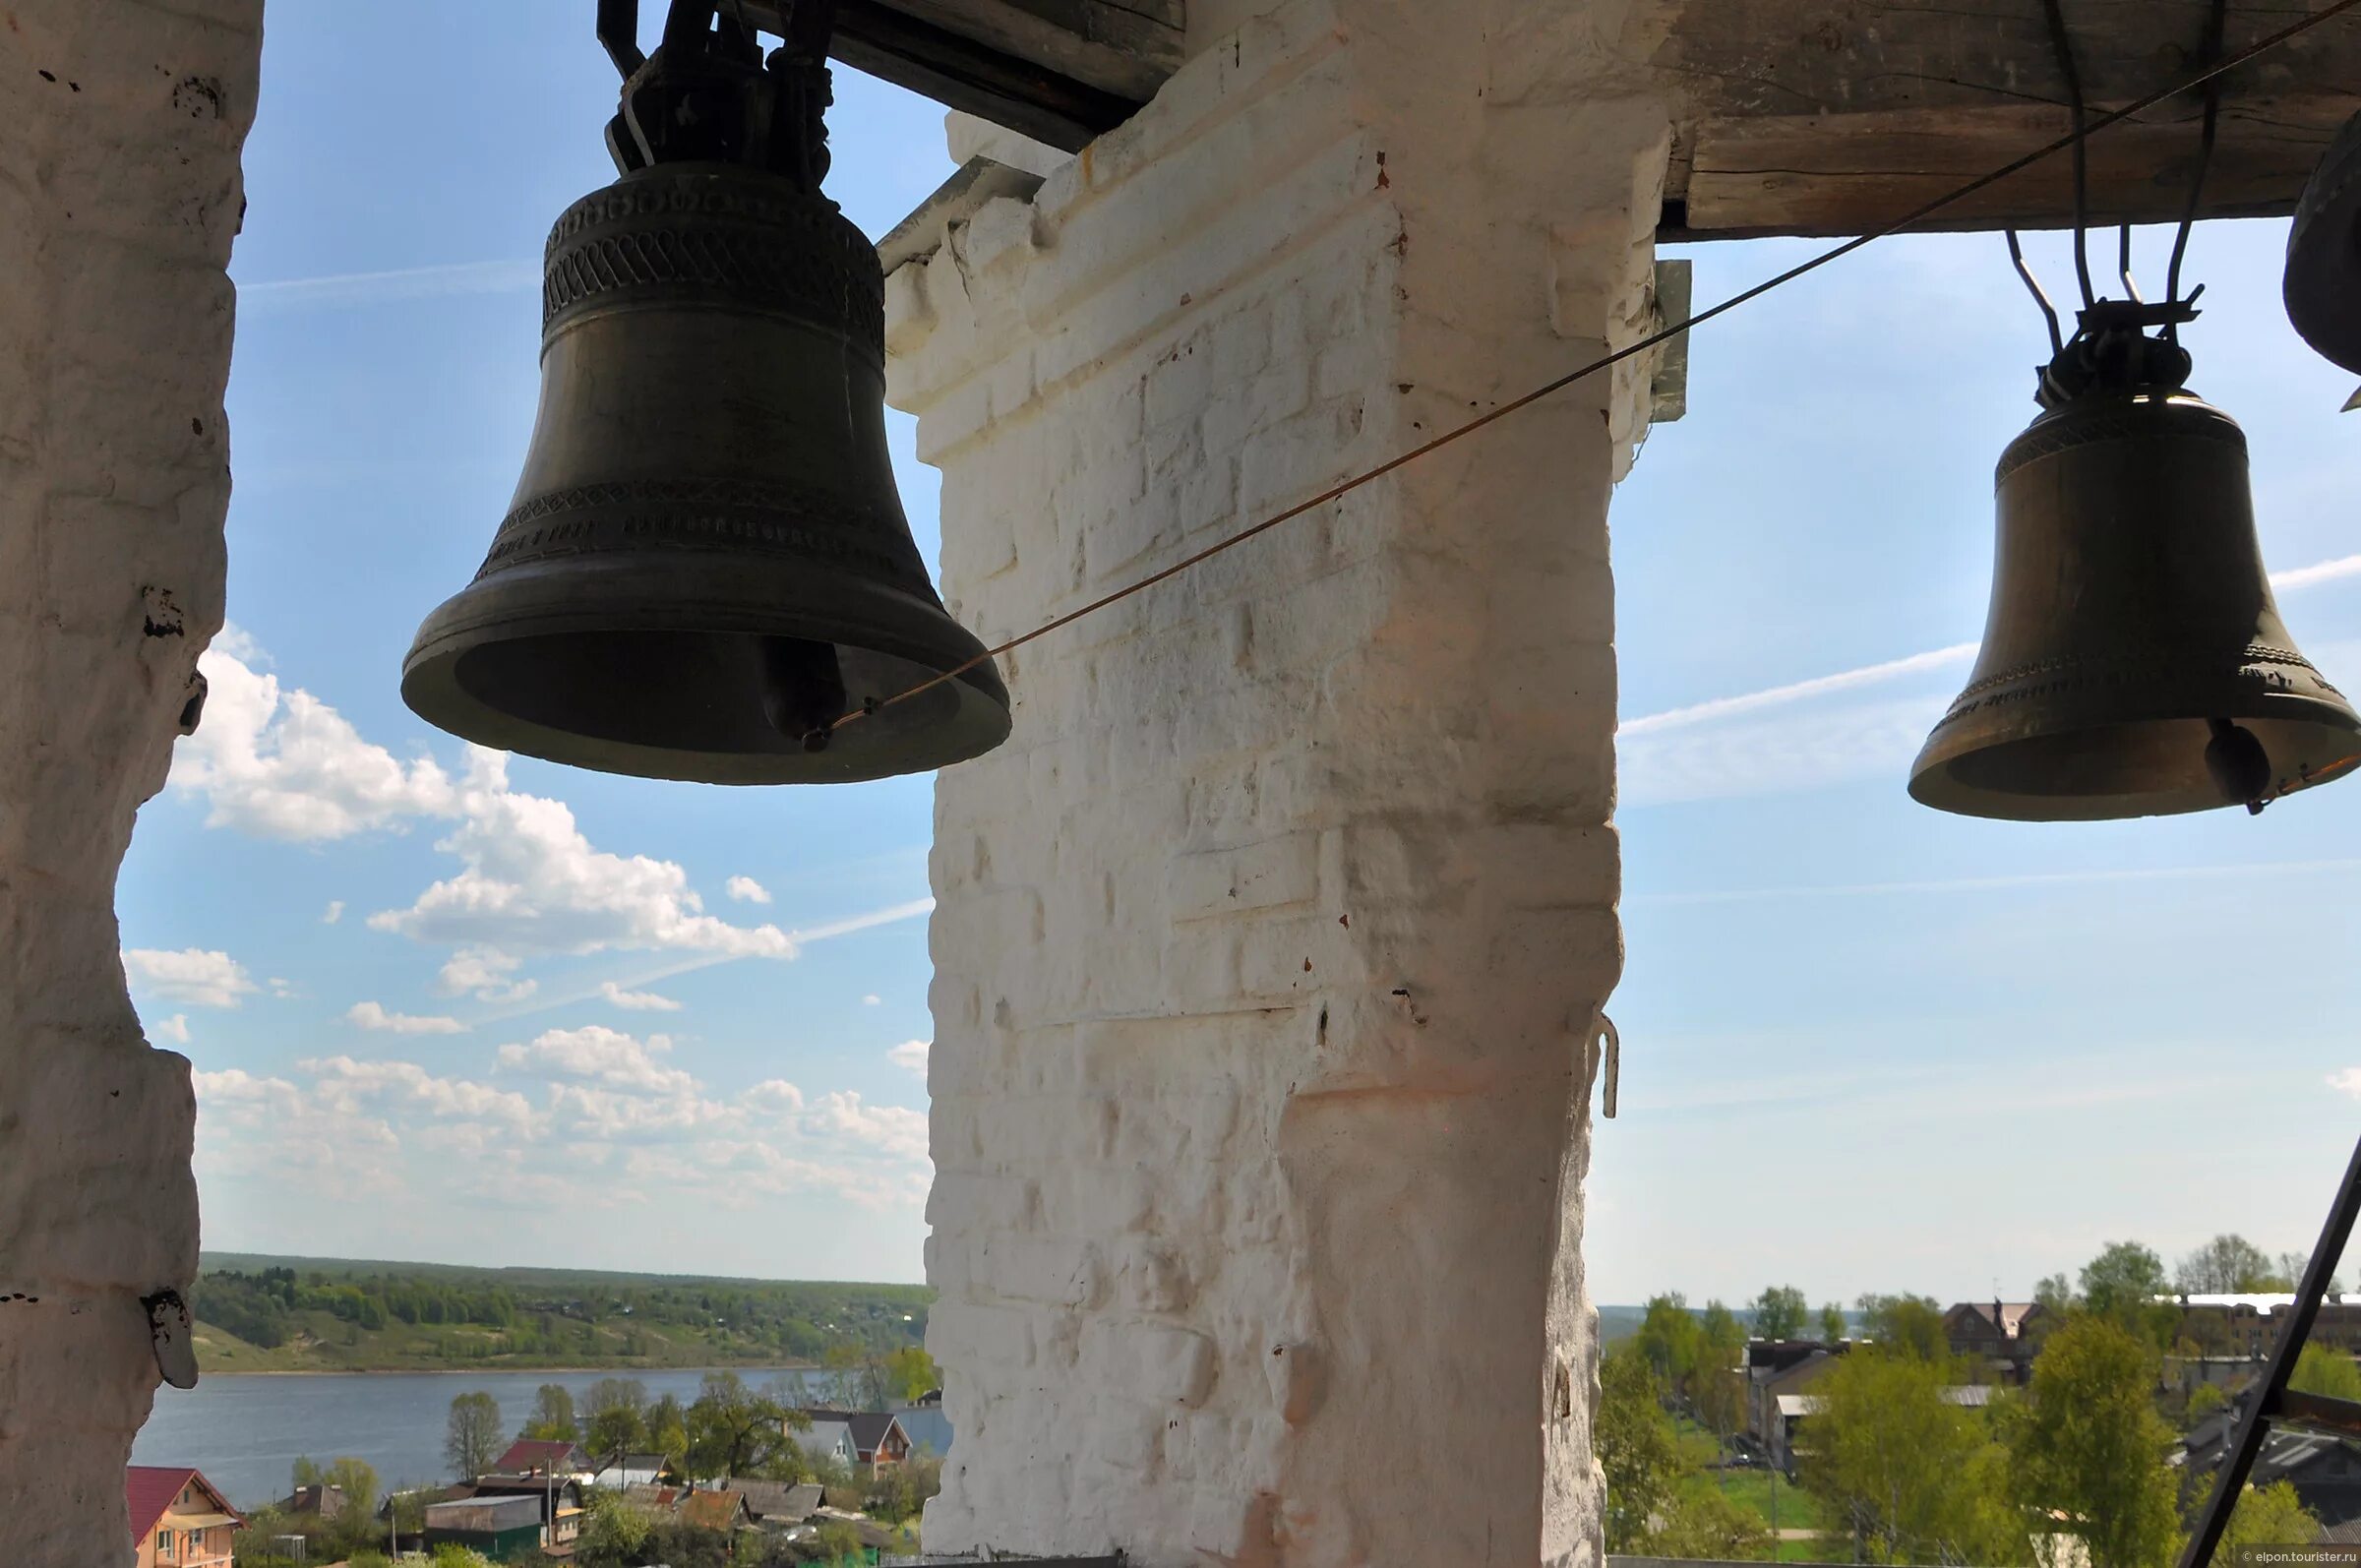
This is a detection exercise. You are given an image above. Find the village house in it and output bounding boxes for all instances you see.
[423,1492,550,1563]
[1944,1298,2050,1383]
[126,1468,240,1568]
[726,1477,826,1533]
[588,1451,673,1490]
[491,1437,594,1478]
[801,1407,913,1470]
[1744,1341,1845,1455]
[465,1475,588,1557]
[2181,1394,2361,1534]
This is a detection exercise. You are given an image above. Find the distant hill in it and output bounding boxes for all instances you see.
[189,1252,933,1375]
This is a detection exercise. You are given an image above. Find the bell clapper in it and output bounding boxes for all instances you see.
[2204,717,2273,814]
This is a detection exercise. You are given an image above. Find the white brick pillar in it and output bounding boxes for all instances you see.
[0,5,258,1560]
[888,2,1671,1562]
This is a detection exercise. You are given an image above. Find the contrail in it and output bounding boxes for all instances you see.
[237,259,538,312]
[472,896,938,1026]
[1622,550,2361,736]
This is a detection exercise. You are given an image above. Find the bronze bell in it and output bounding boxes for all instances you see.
[2286,110,2361,375]
[401,1,1009,784]
[1911,308,2361,820]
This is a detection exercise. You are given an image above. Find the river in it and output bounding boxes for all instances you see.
[130,1365,844,1510]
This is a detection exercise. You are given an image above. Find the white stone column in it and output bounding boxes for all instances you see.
[0,5,259,1560]
[887,3,1671,1561]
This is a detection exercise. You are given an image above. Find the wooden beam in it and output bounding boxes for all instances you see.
[1657,1,2361,236]
[742,0,1180,153]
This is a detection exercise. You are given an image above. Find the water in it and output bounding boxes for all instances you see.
[131,1365,842,1510]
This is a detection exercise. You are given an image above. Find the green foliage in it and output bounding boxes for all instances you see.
[867,1453,943,1525]
[523,1381,578,1442]
[575,1487,655,1566]
[1637,1293,1708,1394]
[2219,1479,2322,1553]
[2035,1274,2078,1315]
[2080,1242,2179,1351]
[2292,1343,2361,1402]
[1752,1286,1810,1341]
[648,1392,691,1472]
[684,1368,810,1480]
[186,1254,933,1373]
[2184,1382,2229,1425]
[431,1546,493,1568]
[583,1377,649,1460]
[1598,1344,1684,1551]
[1802,1344,2023,1565]
[324,1455,380,1531]
[1654,1483,1775,1560]
[883,1345,939,1403]
[1820,1303,1847,1344]
[446,1389,502,1479]
[2004,1316,2180,1568]
[1854,1294,1950,1363]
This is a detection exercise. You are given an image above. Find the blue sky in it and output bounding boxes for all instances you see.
[126,3,2360,1303]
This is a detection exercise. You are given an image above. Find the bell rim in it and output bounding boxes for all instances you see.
[399,570,1013,785]
[1908,696,2361,820]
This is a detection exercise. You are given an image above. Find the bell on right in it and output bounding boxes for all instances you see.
[2285,109,2361,374]
[1909,300,2361,821]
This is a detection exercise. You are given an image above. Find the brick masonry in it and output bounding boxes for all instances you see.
[887,2,1676,1561]
[0,4,260,1561]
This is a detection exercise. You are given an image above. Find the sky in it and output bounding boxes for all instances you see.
[125,3,2360,1304]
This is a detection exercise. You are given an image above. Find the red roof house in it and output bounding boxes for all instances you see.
[491,1437,592,1477]
[127,1467,241,1568]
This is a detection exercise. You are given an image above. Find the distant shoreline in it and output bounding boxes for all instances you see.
[191,1360,825,1379]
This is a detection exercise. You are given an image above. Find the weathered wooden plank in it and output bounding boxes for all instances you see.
[1678,94,2359,236]
[1657,1,2361,123]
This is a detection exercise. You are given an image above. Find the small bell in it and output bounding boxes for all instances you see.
[400,3,1009,784]
[2286,110,2361,376]
[1911,304,2361,820]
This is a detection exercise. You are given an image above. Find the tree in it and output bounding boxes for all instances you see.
[575,1487,652,1567]
[584,1377,648,1461]
[2177,1234,2276,1295]
[522,1382,578,1442]
[2034,1273,2078,1315]
[1820,1302,1847,1344]
[290,1456,325,1493]
[2003,1316,2180,1568]
[647,1393,690,1473]
[2218,1479,2322,1553]
[685,1369,813,1480]
[1635,1293,1706,1394]
[1695,1300,1748,1447]
[2081,1242,2178,1350]
[323,1456,379,1537]
[883,1345,940,1403]
[1856,1293,1950,1362]
[1596,1344,1682,1552]
[2185,1383,2229,1425]
[445,1390,502,1480]
[1802,1345,2021,1566]
[1752,1285,1809,1341]
[2291,1343,2361,1402]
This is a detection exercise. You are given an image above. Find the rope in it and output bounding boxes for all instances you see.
[825,0,2361,739]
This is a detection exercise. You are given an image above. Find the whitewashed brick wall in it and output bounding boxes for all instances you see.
[888,2,1673,1561]
[0,5,259,1560]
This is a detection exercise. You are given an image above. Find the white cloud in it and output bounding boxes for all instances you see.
[123,947,259,1008]
[346,1000,467,1035]
[726,875,772,905]
[367,752,799,959]
[172,648,459,840]
[322,901,345,925]
[2331,1068,2361,1099]
[1621,694,1944,808]
[300,1055,538,1131]
[438,946,537,1003]
[600,981,683,1012]
[152,1014,192,1046]
[808,1091,931,1165]
[497,1024,694,1095]
[888,1039,930,1078]
[862,994,882,1006]
[743,1079,807,1115]
[268,977,298,999]
[212,623,272,668]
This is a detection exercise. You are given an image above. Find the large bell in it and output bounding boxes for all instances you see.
[2285,110,2361,374]
[1911,339,2361,820]
[401,5,1009,784]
